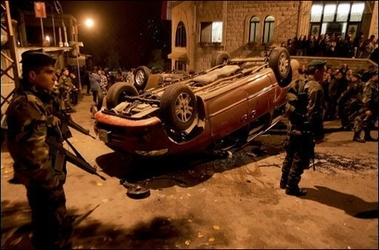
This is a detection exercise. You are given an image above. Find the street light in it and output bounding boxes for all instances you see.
[74,18,94,92]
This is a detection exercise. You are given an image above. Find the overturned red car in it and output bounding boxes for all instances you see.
[94,47,298,157]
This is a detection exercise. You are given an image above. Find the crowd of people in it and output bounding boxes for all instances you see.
[284,32,378,60]
[54,68,79,113]
[297,62,378,141]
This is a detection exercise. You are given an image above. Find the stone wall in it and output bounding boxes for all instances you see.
[224,1,301,55]
[292,56,378,74]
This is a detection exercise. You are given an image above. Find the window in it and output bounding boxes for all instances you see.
[175,61,186,71]
[336,3,350,22]
[249,16,260,43]
[350,2,364,21]
[175,21,187,47]
[262,16,275,44]
[323,3,336,22]
[200,21,223,43]
[311,4,323,22]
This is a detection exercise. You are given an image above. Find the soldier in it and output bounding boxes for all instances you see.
[6,49,73,249]
[337,73,365,132]
[326,70,348,121]
[58,68,76,113]
[352,72,378,142]
[280,60,326,196]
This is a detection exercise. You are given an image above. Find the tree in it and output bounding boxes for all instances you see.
[147,49,165,71]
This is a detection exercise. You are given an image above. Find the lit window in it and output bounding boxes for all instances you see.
[311,4,323,22]
[200,21,223,43]
[350,2,364,21]
[323,3,336,22]
[336,3,350,22]
[175,21,187,47]
[263,15,275,44]
[249,16,260,43]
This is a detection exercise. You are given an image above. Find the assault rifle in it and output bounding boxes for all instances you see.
[48,109,106,181]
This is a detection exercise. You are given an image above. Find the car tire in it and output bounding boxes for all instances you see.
[160,84,197,131]
[106,82,139,109]
[211,51,231,67]
[269,47,291,86]
[134,66,151,91]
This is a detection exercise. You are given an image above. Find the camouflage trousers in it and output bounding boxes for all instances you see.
[281,133,313,190]
[15,171,73,249]
[353,112,374,133]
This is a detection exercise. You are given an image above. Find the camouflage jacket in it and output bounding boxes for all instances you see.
[6,81,62,188]
[285,75,324,125]
[361,79,379,112]
[58,75,74,90]
[337,80,364,106]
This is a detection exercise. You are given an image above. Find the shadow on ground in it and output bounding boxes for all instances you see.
[1,199,227,249]
[300,185,378,219]
[95,133,285,190]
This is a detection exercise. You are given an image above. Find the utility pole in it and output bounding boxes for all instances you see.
[74,22,82,92]
[1,1,21,129]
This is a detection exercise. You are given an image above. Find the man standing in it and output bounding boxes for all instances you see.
[280,60,326,196]
[352,72,378,142]
[58,68,75,112]
[337,73,365,133]
[6,49,72,249]
[89,68,101,104]
[326,70,348,121]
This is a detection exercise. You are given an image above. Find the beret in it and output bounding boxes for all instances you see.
[307,60,326,67]
[21,49,56,67]
[352,73,362,78]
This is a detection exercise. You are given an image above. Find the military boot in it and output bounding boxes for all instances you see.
[364,128,377,142]
[285,186,307,196]
[353,131,365,143]
[285,176,307,196]
[279,173,288,189]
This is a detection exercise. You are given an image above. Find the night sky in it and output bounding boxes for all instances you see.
[9,1,171,69]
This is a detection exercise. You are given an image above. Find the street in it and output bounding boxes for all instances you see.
[1,93,378,249]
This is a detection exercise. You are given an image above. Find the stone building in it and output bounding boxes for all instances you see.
[168,1,378,72]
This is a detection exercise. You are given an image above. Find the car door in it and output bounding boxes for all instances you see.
[244,71,276,122]
[205,82,249,140]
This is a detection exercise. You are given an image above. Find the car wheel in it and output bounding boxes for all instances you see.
[160,84,197,131]
[269,47,291,85]
[211,51,231,67]
[106,82,139,109]
[134,66,151,91]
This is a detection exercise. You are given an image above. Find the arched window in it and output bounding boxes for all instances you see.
[263,15,275,44]
[175,21,187,47]
[249,16,260,43]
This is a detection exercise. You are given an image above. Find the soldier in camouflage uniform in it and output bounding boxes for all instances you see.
[280,60,326,196]
[58,68,75,113]
[352,72,378,142]
[6,49,73,249]
[337,73,365,132]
